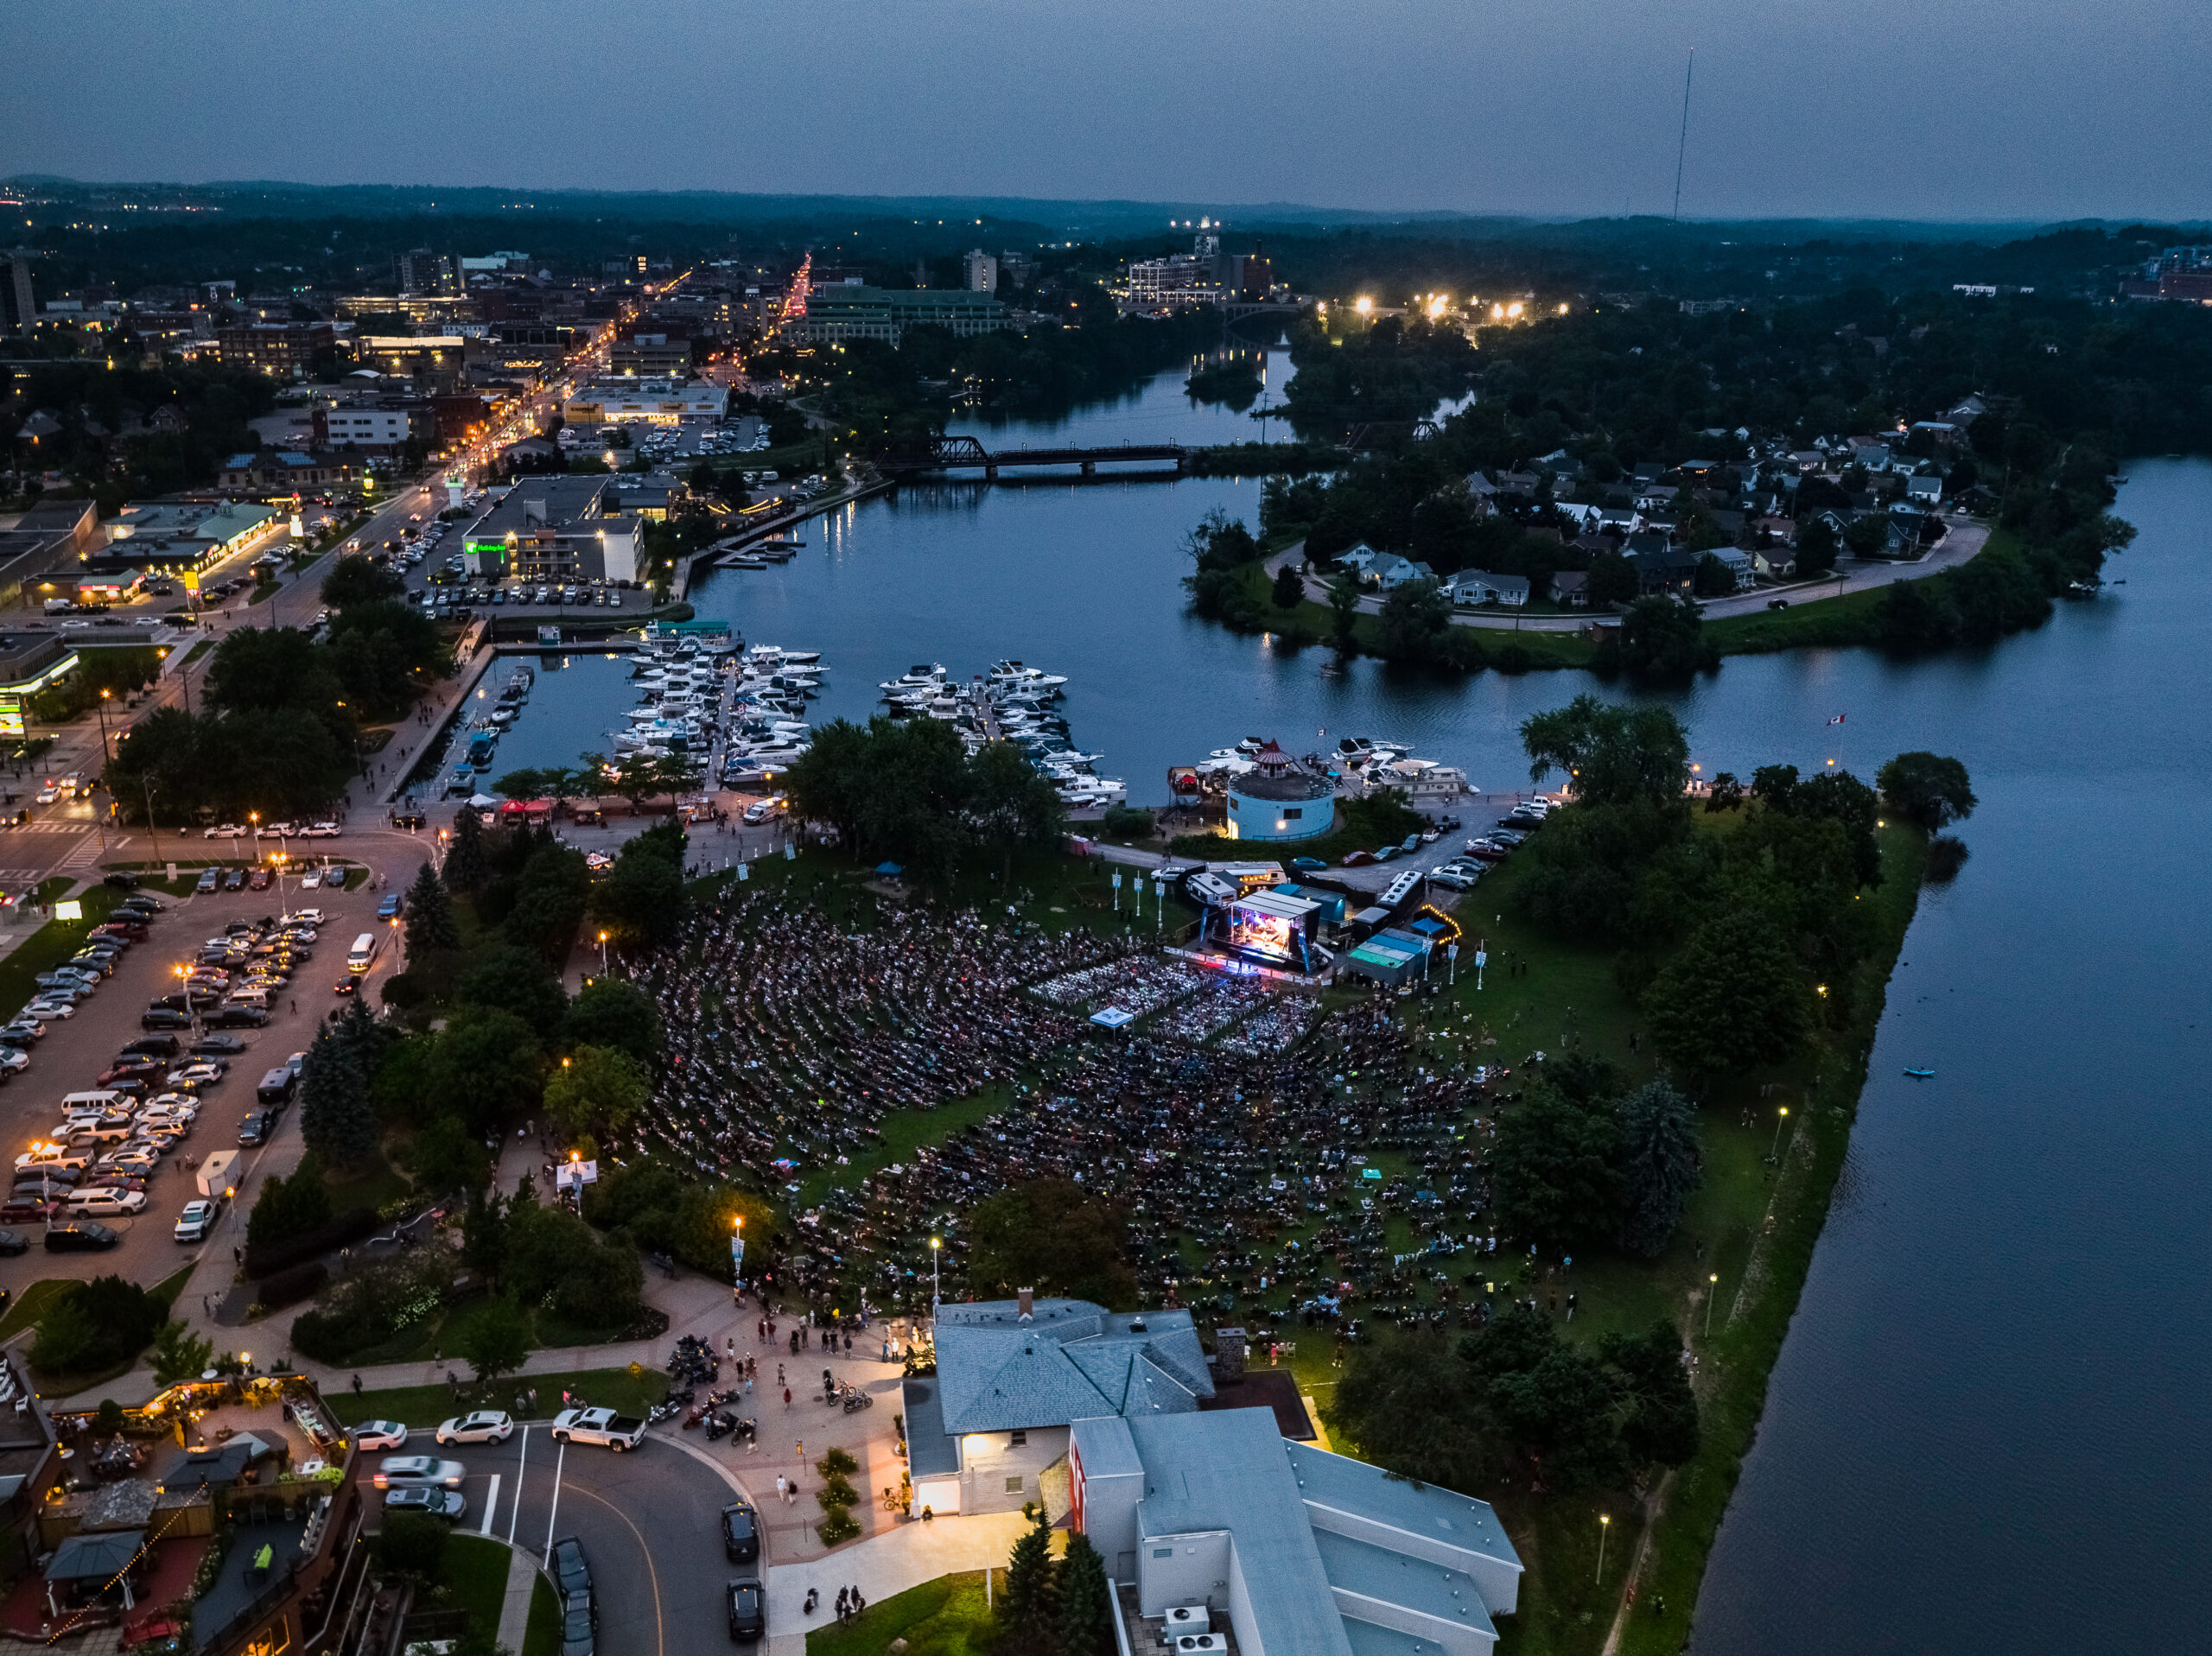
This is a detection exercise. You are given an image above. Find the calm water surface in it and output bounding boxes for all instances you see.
[500,367,2212,1647]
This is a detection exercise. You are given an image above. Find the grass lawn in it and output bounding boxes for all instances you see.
[806,1570,998,1656]
[435,1534,512,1636]
[798,1085,1010,1210]
[521,1576,561,1656]
[324,1150,411,1216]
[0,1279,76,1342]
[342,1365,667,1430]
[0,880,122,1017]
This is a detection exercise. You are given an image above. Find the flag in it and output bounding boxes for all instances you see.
[1827,714,1847,726]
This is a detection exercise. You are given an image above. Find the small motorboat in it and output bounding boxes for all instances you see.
[1904,1068,1936,1080]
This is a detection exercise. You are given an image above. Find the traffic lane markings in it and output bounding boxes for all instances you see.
[439,1429,738,1656]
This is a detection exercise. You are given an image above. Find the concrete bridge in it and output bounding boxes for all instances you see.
[880,436,1187,479]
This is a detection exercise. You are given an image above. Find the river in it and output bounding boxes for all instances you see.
[493,362,2212,1647]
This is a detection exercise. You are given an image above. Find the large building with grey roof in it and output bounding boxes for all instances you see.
[907,1298,1520,1655]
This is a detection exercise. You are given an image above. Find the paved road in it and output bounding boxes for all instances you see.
[357,1423,746,1656]
[1267,515,1993,630]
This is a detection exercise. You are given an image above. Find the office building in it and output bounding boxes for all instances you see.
[460,476,640,583]
[561,378,725,428]
[610,334,692,377]
[215,320,336,378]
[3,255,36,337]
[964,249,999,293]
[791,285,1010,346]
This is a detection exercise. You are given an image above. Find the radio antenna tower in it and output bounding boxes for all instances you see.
[1672,49,1695,223]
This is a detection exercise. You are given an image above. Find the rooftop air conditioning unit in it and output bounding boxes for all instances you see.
[1174,1637,1226,1656]
[1165,1607,1211,1636]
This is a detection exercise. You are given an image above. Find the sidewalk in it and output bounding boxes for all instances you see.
[763,1511,1031,1656]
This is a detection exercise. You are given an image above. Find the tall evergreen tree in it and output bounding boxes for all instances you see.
[1615,1080,1703,1257]
[444,806,491,894]
[1057,1531,1114,1656]
[298,1025,378,1169]
[331,993,389,1077]
[1001,1508,1059,1651]
[404,860,459,955]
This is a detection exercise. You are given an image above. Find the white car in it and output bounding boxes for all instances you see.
[174,1198,220,1241]
[372,1455,465,1490]
[353,1420,409,1451]
[297,869,322,891]
[22,999,76,1019]
[67,1187,147,1216]
[0,1048,29,1074]
[435,1410,514,1446]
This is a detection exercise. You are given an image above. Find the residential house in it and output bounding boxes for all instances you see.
[1903,472,1944,505]
[1633,482,1678,514]
[1332,544,1382,581]
[1445,569,1530,607]
[1550,569,1590,607]
[1627,531,1698,596]
[1845,437,1893,472]
[1368,554,1433,591]
[1753,542,1798,580]
[1707,547,1756,592]
[1492,470,1539,496]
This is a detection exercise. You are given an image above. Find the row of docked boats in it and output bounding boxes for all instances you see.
[878,659,1126,809]
[443,663,537,796]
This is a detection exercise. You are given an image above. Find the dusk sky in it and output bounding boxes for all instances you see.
[6,0,2209,222]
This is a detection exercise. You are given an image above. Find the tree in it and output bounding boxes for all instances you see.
[1584,549,1639,606]
[1325,1333,1502,1493]
[459,1296,531,1389]
[564,978,662,1065]
[1374,576,1456,667]
[1002,1510,1058,1650]
[404,861,459,955]
[588,839,687,948]
[1705,771,1744,812]
[404,1117,493,1196]
[1615,1081,1702,1257]
[299,1025,378,1169]
[542,1044,650,1145]
[494,767,552,801]
[457,946,569,1036]
[1643,907,1809,1078]
[1795,516,1840,578]
[1328,576,1362,652]
[1466,1307,1630,1491]
[966,739,1067,885]
[443,808,491,894]
[429,1009,545,1136]
[1270,562,1305,610]
[332,993,390,1077]
[1058,1532,1115,1656]
[1488,1081,1622,1251]
[1611,596,1717,684]
[1877,752,1978,831]
[1521,695,1691,809]
[1599,1322,1701,1469]
[1694,552,1737,598]
[782,720,871,852]
[149,1320,214,1387]
[461,1187,512,1289]
[320,555,406,608]
[247,1157,333,1249]
[966,1177,1136,1309]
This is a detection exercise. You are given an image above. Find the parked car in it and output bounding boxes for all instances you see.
[189,1034,248,1056]
[174,1198,221,1241]
[385,1487,467,1521]
[550,1537,593,1603]
[720,1502,760,1564]
[726,1577,766,1642]
[372,1456,466,1491]
[352,1421,409,1451]
[435,1411,514,1446]
[194,868,222,894]
[43,1221,119,1253]
[0,1228,28,1256]
[67,1187,147,1217]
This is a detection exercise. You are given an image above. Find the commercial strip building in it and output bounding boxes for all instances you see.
[789,285,1010,346]
[104,500,282,575]
[216,452,364,494]
[561,378,726,428]
[907,1297,1521,1655]
[459,475,641,584]
[0,499,99,607]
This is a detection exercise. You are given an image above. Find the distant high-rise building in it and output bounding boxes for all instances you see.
[963,250,998,293]
[3,254,35,337]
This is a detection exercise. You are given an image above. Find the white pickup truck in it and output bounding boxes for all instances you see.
[549,1407,648,1451]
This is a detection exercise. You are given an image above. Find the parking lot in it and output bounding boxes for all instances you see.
[0,872,391,1300]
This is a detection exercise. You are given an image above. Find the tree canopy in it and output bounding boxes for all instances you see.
[1877,752,1978,831]
[965,1177,1137,1310]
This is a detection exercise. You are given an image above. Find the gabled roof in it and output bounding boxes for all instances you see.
[931,1298,1213,1433]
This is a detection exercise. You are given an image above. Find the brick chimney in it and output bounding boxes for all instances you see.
[1017,1287,1033,1322]
[1213,1327,1246,1382]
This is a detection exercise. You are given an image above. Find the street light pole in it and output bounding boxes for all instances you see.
[1769,1104,1790,1162]
[1596,1514,1610,1583]
[929,1235,941,1308]
[1705,1272,1719,1338]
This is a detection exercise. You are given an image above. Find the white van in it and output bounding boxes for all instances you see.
[60,1090,130,1120]
[346,932,379,974]
[227,986,273,1011]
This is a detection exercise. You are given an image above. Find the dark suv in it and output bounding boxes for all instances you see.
[720,1501,760,1564]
